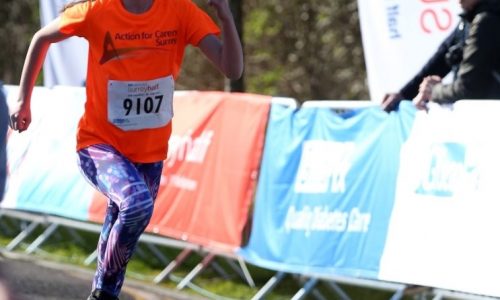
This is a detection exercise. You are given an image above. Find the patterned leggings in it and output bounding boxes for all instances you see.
[77,144,163,297]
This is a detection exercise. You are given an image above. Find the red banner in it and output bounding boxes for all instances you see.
[89,91,271,251]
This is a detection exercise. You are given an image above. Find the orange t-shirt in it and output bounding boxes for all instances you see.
[59,0,220,163]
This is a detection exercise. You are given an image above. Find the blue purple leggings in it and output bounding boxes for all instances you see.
[77,144,163,297]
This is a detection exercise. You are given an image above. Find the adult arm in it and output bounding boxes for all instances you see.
[10,17,70,132]
[381,24,459,112]
[198,0,243,80]
[399,24,459,99]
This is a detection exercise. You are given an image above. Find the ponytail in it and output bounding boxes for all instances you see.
[60,0,94,13]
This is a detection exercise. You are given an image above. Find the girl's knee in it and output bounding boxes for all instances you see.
[120,197,154,225]
[140,200,154,220]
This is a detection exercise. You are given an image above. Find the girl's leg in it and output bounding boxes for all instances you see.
[94,202,119,295]
[78,144,163,297]
[135,161,163,200]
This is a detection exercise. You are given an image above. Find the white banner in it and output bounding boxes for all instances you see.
[40,0,88,87]
[380,102,500,297]
[357,0,462,102]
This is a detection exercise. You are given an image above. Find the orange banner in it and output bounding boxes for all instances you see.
[89,91,270,251]
[148,91,270,250]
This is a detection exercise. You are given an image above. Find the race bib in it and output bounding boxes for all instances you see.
[107,76,174,131]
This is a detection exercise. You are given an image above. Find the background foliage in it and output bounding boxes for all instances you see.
[0,1,41,85]
[0,0,370,102]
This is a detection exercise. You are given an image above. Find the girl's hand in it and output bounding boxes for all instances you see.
[9,102,31,132]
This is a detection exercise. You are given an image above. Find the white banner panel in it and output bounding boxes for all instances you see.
[40,0,88,87]
[358,0,461,102]
[379,102,500,297]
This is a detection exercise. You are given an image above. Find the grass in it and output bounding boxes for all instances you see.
[0,216,415,300]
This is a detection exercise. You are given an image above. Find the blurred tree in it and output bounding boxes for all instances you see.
[0,0,369,102]
[175,0,226,92]
[0,0,41,85]
[228,0,244,92]
[243,0,369,101]
[176,0,245,93]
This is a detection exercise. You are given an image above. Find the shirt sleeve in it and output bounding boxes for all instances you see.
[399,24,459,99]
[182,0,221,46]
[431,13,499,103]
[59,1,93,38]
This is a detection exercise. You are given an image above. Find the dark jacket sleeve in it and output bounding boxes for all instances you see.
[431,13,500,103]
[398,26,457,99]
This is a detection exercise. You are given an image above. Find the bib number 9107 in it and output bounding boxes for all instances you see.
[108,75,174,131]
[123,95,163,116]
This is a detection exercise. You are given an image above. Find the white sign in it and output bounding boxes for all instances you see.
[357,0,462,102]
[40,0,88,87]
[380,102,500,297]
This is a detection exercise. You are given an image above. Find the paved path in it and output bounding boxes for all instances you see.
[0,252,206,300]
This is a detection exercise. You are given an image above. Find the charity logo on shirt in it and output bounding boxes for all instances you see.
[100,30,179,64]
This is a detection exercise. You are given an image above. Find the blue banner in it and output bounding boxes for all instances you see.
[3,86,93,220]
[239,102,416,278]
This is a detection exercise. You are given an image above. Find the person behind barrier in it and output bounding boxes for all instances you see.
[8,0,243,299]
[0,83,7,201]
[413,0,500,109]
[381,0,500,112]
[381,18,469,111]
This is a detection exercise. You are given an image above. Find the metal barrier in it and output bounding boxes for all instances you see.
[3,98,500,300]
[0,208,255,297]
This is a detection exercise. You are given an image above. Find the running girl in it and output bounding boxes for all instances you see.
[9,0,243,299]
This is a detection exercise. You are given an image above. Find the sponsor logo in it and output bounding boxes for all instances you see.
[100,30,177,64]
[415,143,479,197]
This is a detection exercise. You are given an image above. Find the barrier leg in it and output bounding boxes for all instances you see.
[291,278,319,300]
[145,243,170,265]
[389,286,406,300]
[154,248,192,284]
[5,221,39,251]
[65,228,87,247]
[325,281,351,300]
[176,253,215,290]
[210,258,231,280]
[0,222,12,236]
[133,244,148,260]
[237,257,256,288]
[432,293,443,300]
[223,257,255,287]
[389,285,433,300]
[251,271,286,300]
[311,289,329,300]
[25,223,59,254]
[84,249,98,266]
[0,215,14,236]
